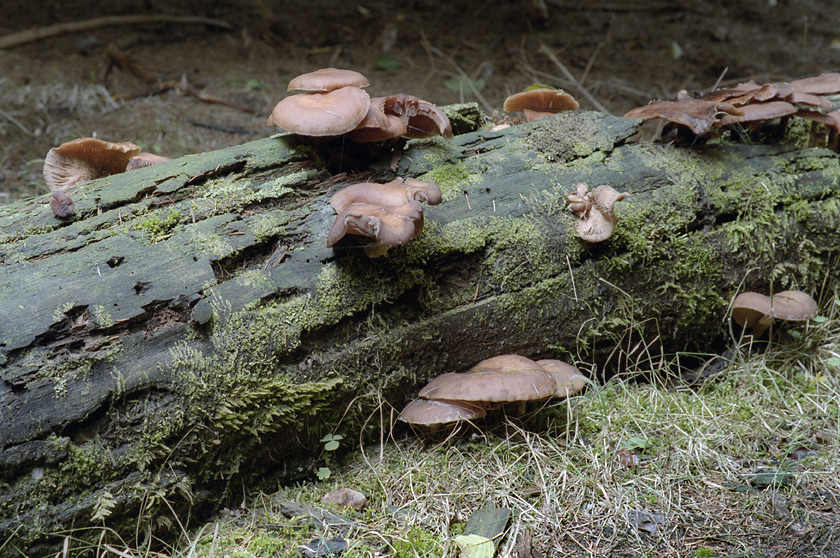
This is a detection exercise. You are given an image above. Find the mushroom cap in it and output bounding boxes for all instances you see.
[329,179,442,214]
[347,97,407,142]
[573,208,616,243]
[267,86,371,137]
[787,72,840,95]
[50,191,75,218]
[624,96,742,135]
[732,290,818,337]
[535,359,587,398]
[794,109,840,133]
[43,137,141,191]
[503,89,579,114]
[399,398,486,426]
[126,153,171,170]
[287,68,370,92]
[589,185,629,218]
[418,354,556,403]
[326,201,423,248]
[382,94,454,140]
[716,100,797,126]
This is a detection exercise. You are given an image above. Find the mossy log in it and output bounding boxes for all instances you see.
[2,105,840,555]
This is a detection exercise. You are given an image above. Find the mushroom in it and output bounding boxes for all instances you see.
[43,137,141,191]
[568,184,629,243]
[287,68,370,93]
[794,109,840,151]
[715,100,797,127]
[323,488,369,511]
[418,354,556,406]
[327,200,424,257]
[399,398,487,430]
[381,94,454,140]
[503,87,579,121]
[126,153,171,170]
[267,86,371,137]
[535,359,587,398]
[49,191,75,218]
[731,290,818,338]
[346,97,408,142]
[329,177,442,214]
[624,94,743,136]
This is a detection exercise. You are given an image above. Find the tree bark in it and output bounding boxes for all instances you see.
[2,105,839,555]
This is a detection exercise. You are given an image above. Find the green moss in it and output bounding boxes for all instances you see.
[419,161,476,201]
[134,208,182,243]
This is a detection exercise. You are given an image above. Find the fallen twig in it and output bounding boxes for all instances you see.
[538,42,611,114]
[0,14,232,49]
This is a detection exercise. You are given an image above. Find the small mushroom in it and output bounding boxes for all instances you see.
[347,97,407,142]
[327,201,424,257]
[731,290,818,338]
[43,137,141,191]
[399,398,486,429]
[535,359,587,398]
[287,68,370,93]
[49,191,75,218]
[503,87,579,121]
[330,178,442,214]
[715,100,797,127]
[126,153,171,170]
[568,184,629,243]
[418,354,556,405]
[267,86,371,137]
[381,94,454,140]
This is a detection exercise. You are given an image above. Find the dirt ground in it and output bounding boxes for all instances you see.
[1,0,840,204]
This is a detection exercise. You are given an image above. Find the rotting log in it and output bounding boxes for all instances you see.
[2,104,840,555]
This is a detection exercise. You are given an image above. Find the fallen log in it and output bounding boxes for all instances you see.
[1,105,839,555]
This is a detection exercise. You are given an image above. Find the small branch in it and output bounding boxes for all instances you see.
[0,14,232,49]
[538,42,611,115]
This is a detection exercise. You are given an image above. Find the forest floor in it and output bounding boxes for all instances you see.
[1,2,840,557]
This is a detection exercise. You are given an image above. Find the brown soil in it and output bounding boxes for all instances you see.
[1,1,839,204]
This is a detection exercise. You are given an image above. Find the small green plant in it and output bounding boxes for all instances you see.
[317,433,344,480]
[694,547,717,558]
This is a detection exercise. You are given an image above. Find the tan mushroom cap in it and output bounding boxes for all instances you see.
[569,184,629,243]
[43,137,141,191]
[787,72,840,95]
[732,290,818,337]
[535,359,587,398]
[267,86,371,137]
[126,153,171,170]
[716,100,797,126]
[329,178,442,214]
[347,97,407,142]
[418,354,556,403]
[503,89,579,117]
[327,200,424,249]
[624,96,742,136]
[399,399,486,426]
[287,68,370,93]
[382,94,454,140]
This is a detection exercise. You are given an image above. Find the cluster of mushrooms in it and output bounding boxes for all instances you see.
[732,289,818,338]
[42,137,169,217]
[565,183,630,243]
[266,67,453,142]
[624,72,840,148]
[326,176,442,257]
[399,354,586,433]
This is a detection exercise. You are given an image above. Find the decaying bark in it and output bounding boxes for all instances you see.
[1,104,839,555]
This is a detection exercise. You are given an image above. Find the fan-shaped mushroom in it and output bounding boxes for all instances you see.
[503,87,579,121]
[567,184,629,243]
[732,290,818,337]
[43,137,141,191]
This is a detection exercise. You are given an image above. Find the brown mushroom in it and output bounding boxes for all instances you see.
[323,488,369,511]
[732,290,818,337]
[327,200,424,257]
[381,94,454,140]
[126,153,171,170]
[787,72,840,95]
[347,97,408,142]
[43,137,141,191]
[503,87,579,121]
[399,399,486,428]
[418,354,556,405]
[624,95,742,136]
[535,359,587,398]
[287,68,370,93]
[329,178,442,214]
[568,184,629,243]
[794,109,840,151]
[267,86,371,137]
[715,100,797,127]
[49,191,75,218]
